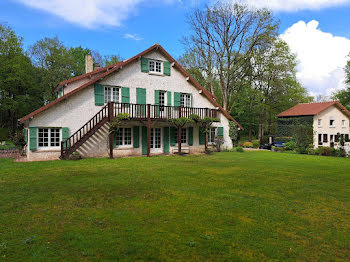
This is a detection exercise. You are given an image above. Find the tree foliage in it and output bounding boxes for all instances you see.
[332,54,350,110]
[0,24,44,132]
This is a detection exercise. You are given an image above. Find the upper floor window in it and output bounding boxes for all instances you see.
[159,91,166,106]
[104,86,120,104]
[329,118,335,127]
[318,119,322,126]
[181,93,192,107]
[342,120,346,126]
[38,128,60,148]
[149,60,162,73]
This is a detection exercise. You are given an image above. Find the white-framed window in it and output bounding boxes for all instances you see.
[149,60,162,73]
[115,128,132,146]
[150,128,161,149]
[329,118,335,127]
[180,93,191,107]
[38,128,61,149]
[104,86,120,104]
[318,119,322,126]
[342,120,346,126]
[159,91,166,106]
[209,127,217,144]
[175,128,187,144]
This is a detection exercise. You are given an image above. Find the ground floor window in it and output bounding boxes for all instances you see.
[150,128,161,149]
[38,128,61,148]
[116,128,132,146]
[175,128,187,144]
[209,127,217,144]
[323,134,328,143]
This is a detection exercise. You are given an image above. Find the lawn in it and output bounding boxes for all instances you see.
[0,152,349,261]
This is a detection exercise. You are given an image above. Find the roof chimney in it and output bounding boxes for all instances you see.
[94,63,101,71]
[85,54,93,74]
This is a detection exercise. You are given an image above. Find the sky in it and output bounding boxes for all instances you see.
[1,0,350,98]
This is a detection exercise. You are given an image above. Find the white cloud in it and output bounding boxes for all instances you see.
[240,0,350,12]
[15,0,178,28]
[280,20,350,96]
[124,33,143,41]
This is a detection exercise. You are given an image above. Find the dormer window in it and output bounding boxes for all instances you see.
[149,60,162,73]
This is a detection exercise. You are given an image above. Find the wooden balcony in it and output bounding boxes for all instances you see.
[113,102,219,120]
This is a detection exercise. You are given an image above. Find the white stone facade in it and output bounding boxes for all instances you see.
[313,105,350,151]
[23,49,235,161]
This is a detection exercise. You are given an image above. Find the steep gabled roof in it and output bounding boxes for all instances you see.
[277,101,350,118]
[20,44,243,129]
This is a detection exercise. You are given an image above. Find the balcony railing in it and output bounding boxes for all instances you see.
[113,102,219,120]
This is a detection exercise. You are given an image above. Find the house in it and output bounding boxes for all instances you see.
[19,44,242,161]
[277,101,350,150]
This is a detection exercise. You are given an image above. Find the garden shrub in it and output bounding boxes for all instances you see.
[235,146,244,152]
[284,141,296,151]
[315,146,332,156]
[252,141,260,148]
[242,141,253,148]
[293,125,313,154]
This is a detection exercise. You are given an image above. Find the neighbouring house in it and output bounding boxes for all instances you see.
[277,101,350,151]
[19,44,242,161]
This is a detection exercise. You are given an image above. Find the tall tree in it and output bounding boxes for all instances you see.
[0,24,44,131]
[333,54,350,110]
[183,1,279,111]
[28,37,74,101]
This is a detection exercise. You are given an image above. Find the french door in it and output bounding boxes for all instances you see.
[150,128,162,151]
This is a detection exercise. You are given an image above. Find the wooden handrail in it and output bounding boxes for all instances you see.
[61,101,220,159]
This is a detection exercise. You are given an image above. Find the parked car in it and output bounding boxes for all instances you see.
[272,141,285,148]
[259,142,285,150]
[259,144,272,150]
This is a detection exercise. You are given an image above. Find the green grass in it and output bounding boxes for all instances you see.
[0,141,16,150]
[0,152,349,261]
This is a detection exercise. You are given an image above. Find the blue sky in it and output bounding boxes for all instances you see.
[1,0,350,96]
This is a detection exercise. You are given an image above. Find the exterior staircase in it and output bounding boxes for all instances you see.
[60,104,110,159]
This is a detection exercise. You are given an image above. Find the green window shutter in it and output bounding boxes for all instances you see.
[199,128,205,145]
[170,127,176,146]
[121,87,130,103]
[113,131,117,148]
[154,90,160,105]
[142,126,147,155]
[133,126,140,148]
[24,129,28,145]
[62,127,70,149]
[137,88,147,117]
[29,127,37,151]
[218,127,224,137]
[163,127,170,153]
[163,61,171,76]
[141,57,149,73]
[188,127,193,146]
[94,84,104,106]
[136,88,146,104]
[174,92,181,107]
[190,93,193,107]
[167,91,171,106]
[154,90,160,117]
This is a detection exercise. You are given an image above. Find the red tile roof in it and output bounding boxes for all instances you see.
[19,44,243,129]
[277,101,350,118]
